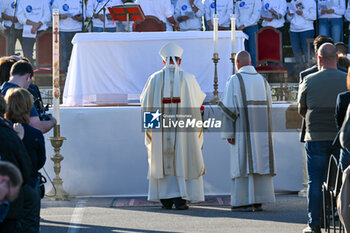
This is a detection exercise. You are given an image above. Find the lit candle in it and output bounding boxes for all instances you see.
[52,8,60,125]
[231,14,236,54]
[213,14,219,54]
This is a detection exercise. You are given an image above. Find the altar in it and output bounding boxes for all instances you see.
[63,31,248,106]
[43,104,303,197]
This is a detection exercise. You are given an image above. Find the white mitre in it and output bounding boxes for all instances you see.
[159,43,183,99]
[159,43,183,60]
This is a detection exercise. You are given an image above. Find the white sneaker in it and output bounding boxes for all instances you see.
[302,225,321,233]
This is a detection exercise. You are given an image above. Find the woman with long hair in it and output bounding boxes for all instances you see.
[4,88,46,233]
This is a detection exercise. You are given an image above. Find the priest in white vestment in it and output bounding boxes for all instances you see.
[219,51,276,211]
[140,43,206,210]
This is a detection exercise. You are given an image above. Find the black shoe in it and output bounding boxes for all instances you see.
[252,203,263,212]
[175,204,189,210]
[160,199,173,209]
[173,197,188,210]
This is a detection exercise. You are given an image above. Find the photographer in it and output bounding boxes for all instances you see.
[0,60,56,134]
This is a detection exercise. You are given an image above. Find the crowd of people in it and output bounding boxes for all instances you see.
[2,0,350,74]
[0,57,56,232]
[140,38,350,233]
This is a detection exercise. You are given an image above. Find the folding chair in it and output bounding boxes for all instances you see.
[322,154,345,233]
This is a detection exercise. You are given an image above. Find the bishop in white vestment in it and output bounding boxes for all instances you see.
[140,43,206,210]
[219,51,276,211]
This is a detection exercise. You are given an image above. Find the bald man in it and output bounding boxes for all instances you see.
[219,50,276,212]
[298,43,347,233]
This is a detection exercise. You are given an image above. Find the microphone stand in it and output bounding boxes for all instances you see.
[86,0,111,32]
[100,0,111,32]
[81,0,85,32]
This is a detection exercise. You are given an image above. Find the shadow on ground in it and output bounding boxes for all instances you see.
[41,219,181,233]
[110,194,307,225]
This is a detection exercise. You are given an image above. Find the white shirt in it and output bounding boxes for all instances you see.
[52,0,85,32]
[86,0,121,28]
[135,0,174,31]
[205,0,233,28]
[2,0,23,29]
[287,0,316,32]
[17,0,51,31]
[174,0,204,31]
[261,0,286,29]
[235,0,261,28]
[318,0,345,19]
[171,0,178,7]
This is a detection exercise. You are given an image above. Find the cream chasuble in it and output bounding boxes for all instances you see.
[219,65,276,207]
[140,63,206,202]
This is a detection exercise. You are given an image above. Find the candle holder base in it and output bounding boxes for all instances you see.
[211,53,220,104]
[48,125,69,201]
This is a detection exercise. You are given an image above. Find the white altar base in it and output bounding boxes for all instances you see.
[42,103,303,197]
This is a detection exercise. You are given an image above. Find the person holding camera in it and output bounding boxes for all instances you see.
[4,87,46,233]
[0,60,57,133]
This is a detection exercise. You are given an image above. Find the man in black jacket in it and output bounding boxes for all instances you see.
[0,116,32,233]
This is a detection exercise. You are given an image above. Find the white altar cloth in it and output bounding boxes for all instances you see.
[43,103,303,197]
[63,31,247,106]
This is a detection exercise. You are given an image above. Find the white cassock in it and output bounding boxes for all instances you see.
[140,63,206,202]
[219,65,276,207]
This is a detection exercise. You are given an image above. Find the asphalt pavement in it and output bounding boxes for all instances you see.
[40,194,308,233]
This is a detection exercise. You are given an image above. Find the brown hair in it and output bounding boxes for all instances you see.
[4,88,33,124]
[335,42,348,56]
[338,56,350,70]
[10,60,33,78]
[313,35,334,54]
[0,57,17,86]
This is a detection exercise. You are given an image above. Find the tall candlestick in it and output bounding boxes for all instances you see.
[52,8,60,125]
[49,8,68,201]
[230,14,236,54]
[213,14,219,53]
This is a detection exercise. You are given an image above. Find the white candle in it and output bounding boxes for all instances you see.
[52,8,60,125]
[213,14,219,54]
[231,14,236,54]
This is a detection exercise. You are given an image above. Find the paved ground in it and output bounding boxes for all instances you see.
[40,194,309,233]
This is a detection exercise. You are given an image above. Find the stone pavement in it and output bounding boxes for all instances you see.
[40,194,308,233]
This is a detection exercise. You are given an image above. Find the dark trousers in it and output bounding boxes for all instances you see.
[17,183,40,233]
[0,219,17,233]
[4,27,23,56]
[160,197,186,208]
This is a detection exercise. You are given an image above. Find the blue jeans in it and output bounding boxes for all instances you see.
[305,141,333,227]
[290,30,315,71]
[243,25,258,67]
[93,27,116,32]
[340,149,350,171]
[4,27,23,56]
[60,31,78,73]
[318,18,343,43]
[22,37,36,65]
